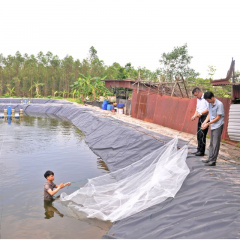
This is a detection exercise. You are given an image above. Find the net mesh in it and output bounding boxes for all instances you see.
[60,137,190,222]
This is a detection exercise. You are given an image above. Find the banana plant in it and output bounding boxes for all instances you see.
[29,81,45,98]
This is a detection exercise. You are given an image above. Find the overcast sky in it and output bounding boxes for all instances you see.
[1,0,239,79]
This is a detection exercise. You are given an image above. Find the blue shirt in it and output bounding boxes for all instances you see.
[209,99,224,130]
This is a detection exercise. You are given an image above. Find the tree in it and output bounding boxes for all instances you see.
[186,77,231,98]
[0,54,4,96]
[29,81,45,98]
[207,65,216,79]
[5,84,15,97]
[71,73,110,101]
[138,67,161,82]
[159,44,199,81]
[235,70,240,82]
[89,46,98,62]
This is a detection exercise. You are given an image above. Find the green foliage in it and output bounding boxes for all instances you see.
[207,65,216,79]
[159,44,199,81]
[186,77,231,98]
[234,70,240,82]
[29,81,45,98]
[71,73,111,101]
[66,97,82,104]
[0,46,237,100]
[236,142,240,148]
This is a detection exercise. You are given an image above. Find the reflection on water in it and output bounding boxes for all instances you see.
[44,199,64,219]
[0,115,111,239]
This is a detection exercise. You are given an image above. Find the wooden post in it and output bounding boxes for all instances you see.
[180,73,189,98]
[171,81,177,96]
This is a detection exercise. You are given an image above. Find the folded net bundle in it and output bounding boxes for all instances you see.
[60,137,190,222]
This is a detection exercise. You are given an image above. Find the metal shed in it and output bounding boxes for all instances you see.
[228,104,240,141]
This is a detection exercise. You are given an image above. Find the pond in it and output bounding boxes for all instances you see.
[0,115,111,239]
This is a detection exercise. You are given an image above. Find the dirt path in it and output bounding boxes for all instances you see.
[79,103,240,165]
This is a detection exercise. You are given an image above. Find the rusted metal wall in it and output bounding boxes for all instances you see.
[131,90,231,140]
[217,97,231,140]
[233,85,240,98]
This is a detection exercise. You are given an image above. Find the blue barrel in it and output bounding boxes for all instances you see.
[7,106,11,116]
[101,103,108,110]
[107,104,113,111]
[103,100,109,105]
[117,103,125,108]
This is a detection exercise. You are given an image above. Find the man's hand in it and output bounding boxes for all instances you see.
[64,182,71,187]
[58,183,65,189]
[191,115,196,121]
[201,122,209,130]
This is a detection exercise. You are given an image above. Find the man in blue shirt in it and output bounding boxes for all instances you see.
[201,91,225,166]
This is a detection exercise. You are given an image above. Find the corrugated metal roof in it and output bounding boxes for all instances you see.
[228,104,240,141]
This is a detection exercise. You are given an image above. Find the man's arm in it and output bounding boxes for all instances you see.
[47,182,71,196]
[199,109,209,115]
[191,110,199,121]
[192,109,209,121]
[55,182,71,188]
[201,114,210,129]
[47,183,65,196]
[202,114,221,130]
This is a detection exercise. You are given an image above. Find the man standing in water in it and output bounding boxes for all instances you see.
[44,170,71,201]
[201,91,225,166]
[191,87,209,156]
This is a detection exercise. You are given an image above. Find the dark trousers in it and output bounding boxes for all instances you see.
[208,125,224,162]
[197,114,209,154]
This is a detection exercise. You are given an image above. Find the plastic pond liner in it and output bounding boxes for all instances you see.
[0,98,240,239]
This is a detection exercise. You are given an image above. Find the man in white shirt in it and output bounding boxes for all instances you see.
[191,87,209,156]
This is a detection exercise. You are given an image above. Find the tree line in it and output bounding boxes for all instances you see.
[0,45,235,99]
[0,46,159,98]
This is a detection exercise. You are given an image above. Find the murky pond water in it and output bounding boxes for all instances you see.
[0,115,111,239]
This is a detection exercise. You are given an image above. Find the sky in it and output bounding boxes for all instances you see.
[1,0,240,79]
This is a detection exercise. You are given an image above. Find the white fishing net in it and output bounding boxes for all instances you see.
[60,137,190,222]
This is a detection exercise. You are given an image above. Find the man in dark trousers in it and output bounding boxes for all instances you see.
[191,87,209,156]
[201,91,225,166]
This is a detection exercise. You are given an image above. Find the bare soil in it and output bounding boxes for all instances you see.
[79,103,240,165]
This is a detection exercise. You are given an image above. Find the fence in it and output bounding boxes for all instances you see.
[131,90,231,140]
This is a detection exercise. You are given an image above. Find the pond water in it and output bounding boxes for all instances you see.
[0,115,111,239]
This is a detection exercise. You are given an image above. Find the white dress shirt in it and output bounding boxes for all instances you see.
[196,93,208,114]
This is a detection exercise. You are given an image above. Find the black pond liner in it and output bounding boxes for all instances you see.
[0,98,239,239]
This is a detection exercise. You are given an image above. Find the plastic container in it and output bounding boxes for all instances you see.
[118,108,124,114]
[107,104,113,111]
[103,100,109,105]
[7,106,11,116]
[117,103,125,108]
[101,104,108,110]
